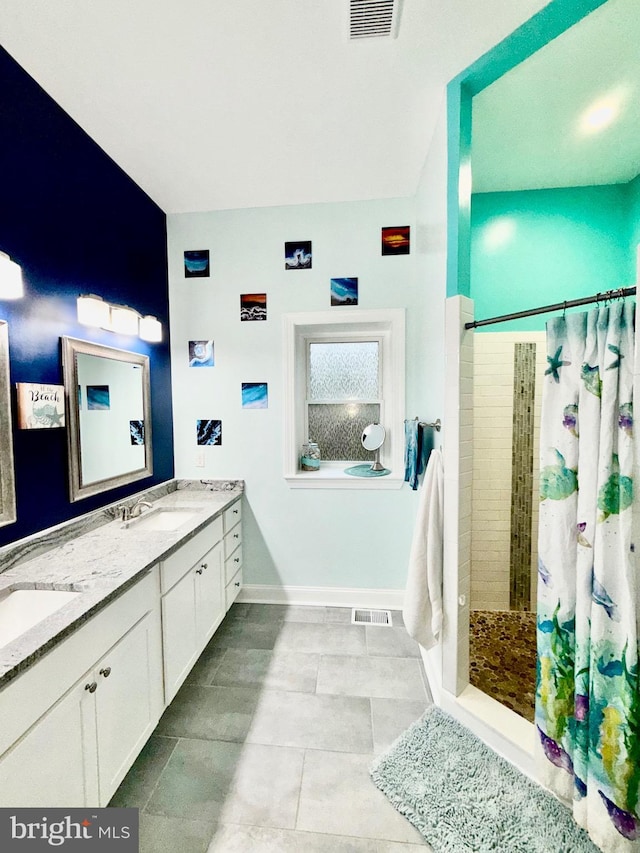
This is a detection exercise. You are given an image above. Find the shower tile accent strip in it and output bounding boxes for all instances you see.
[510,343,536,611]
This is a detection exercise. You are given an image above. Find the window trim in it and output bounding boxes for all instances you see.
[283,308,405,489]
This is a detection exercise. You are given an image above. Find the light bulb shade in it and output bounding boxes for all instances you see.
[139,315,162,342]
[0,252,24,299]
[77,294,110,327]
[109,305,140,336]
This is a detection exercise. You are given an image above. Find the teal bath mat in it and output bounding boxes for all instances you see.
[370,707,600,852]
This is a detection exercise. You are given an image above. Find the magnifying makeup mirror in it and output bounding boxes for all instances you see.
[361,422,386,471]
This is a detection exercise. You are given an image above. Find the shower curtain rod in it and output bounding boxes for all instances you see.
[464,286,637,330]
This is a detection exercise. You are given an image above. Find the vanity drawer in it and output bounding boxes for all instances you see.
[225,568,242,612]
[224,545,243,585]
[160,516,223,593]
[224,524,242,559]
[223,501,242,533]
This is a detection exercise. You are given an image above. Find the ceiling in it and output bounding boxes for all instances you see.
[472,0,640,193]
[0,0,548,214]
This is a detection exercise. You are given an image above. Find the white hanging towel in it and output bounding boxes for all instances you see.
[403,446,444,650]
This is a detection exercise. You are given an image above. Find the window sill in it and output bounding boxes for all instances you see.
[284,463,404,490]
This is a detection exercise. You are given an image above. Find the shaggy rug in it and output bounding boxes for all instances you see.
[370,707,600,852]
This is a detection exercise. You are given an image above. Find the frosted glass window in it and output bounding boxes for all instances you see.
[308,403,381,461]
[308,342,379,401]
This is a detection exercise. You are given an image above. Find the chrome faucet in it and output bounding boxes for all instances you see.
[130,500,153,518]
[118,505,131,522]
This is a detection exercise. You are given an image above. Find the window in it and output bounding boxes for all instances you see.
[307,340,381,462]
[283,309,405,488]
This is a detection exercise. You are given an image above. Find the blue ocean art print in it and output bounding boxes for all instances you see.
[331,277,358,306]
[130,420,145,445]
[87,385,110,410]
[285,240,312,270]
[196,419,222,446]
[184,249,210,278]
[189,340,214,367]
[242,382,268,409]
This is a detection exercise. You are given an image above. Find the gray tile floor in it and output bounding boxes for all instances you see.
[110,604,433,852]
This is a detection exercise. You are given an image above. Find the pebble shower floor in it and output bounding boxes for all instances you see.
[469,609,537,722]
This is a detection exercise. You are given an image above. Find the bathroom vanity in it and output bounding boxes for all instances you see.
[0,481,243,807]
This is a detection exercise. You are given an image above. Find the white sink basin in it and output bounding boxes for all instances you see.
[0,589,81,648]
[123,507,199,531]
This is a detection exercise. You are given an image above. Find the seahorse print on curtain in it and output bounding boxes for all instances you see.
[536,301,640,853]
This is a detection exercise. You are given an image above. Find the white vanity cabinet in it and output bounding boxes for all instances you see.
[0,569,163,807]
[160,516,225,703]
[223,499,243,611]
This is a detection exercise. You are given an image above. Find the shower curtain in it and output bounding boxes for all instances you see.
[536,301,640,852]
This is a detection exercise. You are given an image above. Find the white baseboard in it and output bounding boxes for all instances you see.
[237,584,405,610]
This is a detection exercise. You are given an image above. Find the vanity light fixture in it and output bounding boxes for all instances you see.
[77,294,163,342]
[76,294,110,328]
[0,251,24,299]
[109,304,140,337]
[139,315,162,342]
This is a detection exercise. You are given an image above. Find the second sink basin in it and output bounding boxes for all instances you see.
[0,588,81,648]
[122,507,199,531]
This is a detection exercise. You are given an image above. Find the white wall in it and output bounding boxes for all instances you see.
[167,198,444,595]
[415,99,447,427]
[413,95,448,695]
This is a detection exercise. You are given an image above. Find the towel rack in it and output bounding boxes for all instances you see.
[416,417,441,432]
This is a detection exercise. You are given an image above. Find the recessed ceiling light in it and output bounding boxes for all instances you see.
[582,103,616,132]
[579,87,629,135]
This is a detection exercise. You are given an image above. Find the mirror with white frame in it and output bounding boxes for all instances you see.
[0,321,16,526]
[62,336,153,502]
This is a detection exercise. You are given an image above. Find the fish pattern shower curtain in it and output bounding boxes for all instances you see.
[536,301,640,853]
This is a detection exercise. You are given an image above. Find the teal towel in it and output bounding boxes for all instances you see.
[404,420,430,490]
[404,419,420,489]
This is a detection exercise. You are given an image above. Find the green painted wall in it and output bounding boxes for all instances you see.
[470,184,632,330]
[446,0,608,298]
[626,174,640,265]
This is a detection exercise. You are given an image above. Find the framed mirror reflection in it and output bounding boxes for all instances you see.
[61,336,153,502]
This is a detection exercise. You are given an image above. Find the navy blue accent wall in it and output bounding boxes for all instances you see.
[0,47,174,547]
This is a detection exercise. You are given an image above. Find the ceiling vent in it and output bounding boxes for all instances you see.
[349,0,402,40]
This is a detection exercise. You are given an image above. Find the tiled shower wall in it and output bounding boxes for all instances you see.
[471,332,546,611]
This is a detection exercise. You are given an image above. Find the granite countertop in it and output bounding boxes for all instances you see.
[0,479,243,689]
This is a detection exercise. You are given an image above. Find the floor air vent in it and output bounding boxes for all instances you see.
[349,0,401,40]
[351,608,393,626]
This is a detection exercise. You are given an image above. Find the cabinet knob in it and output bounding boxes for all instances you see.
[85,681,97,693]
[196,568,203,575]
[233,534,239,539]
[100,667,111,678]
[201,562,208,570]
[233,509,239,514]
[234,582,240,587]
[234,557,240,563]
